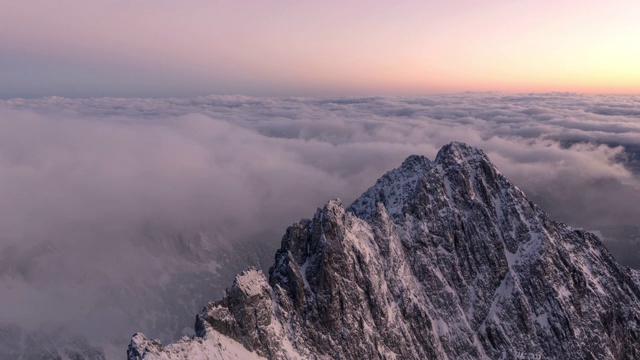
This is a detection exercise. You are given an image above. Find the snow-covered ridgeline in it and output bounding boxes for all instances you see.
[129,142,640,360]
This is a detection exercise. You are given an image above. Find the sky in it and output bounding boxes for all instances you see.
[2,0,640,98]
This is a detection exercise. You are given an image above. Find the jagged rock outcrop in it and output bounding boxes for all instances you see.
[129,142,640,360]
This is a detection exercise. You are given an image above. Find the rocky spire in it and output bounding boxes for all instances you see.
[130,142,640,360]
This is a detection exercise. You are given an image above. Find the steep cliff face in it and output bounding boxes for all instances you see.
[129,142,640,360]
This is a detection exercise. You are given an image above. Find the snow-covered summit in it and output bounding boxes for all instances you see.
[435,141,491,165]
[129,142,640,360]
[349,141,501,220]
[232,268,269,298]
[348,152,432,220]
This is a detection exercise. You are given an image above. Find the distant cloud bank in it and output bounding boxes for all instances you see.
[3,93,640,243]
[1,93,640,355]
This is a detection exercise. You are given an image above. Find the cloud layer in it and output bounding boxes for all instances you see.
[1,93,640,356]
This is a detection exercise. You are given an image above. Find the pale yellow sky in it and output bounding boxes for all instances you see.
[1,0,638,97]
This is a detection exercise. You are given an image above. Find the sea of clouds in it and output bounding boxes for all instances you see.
[1,92,640,357]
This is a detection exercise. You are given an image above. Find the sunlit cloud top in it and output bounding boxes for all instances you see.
[2,0,639,97]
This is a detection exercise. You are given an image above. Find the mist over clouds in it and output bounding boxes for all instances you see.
[1,93,640,356]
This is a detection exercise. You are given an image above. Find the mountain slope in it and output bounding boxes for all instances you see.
[129,142,640,360]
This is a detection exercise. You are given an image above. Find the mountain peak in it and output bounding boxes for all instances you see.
[435,141,491,166]
[400,154,430,168]
[349,142,499,221]
[129,143,640,360]
[348,153,432,220]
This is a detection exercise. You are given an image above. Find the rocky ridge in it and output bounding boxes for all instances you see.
[129,142,640,359]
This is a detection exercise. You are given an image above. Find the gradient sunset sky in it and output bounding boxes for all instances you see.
[2,0,639,98]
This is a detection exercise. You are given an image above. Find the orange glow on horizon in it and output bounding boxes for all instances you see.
[1,0,639,97]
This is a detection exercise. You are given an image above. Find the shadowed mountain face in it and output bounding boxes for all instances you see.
[130,142,640,360]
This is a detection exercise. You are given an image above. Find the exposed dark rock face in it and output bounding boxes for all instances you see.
[130,142,640,360]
